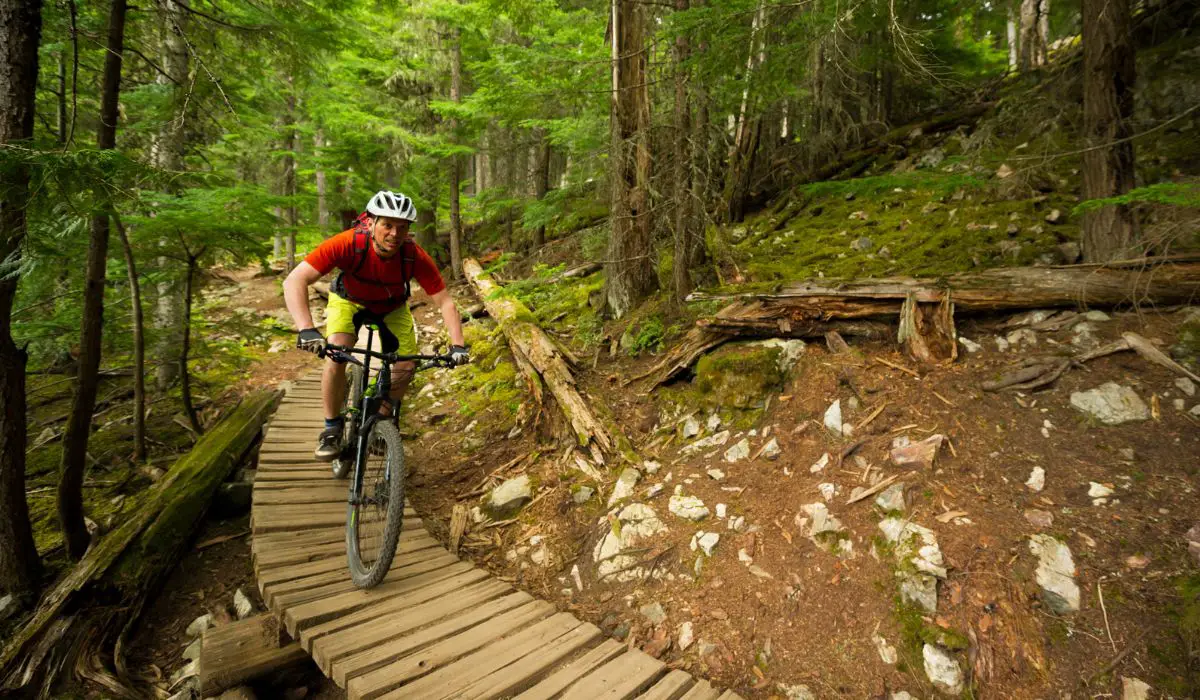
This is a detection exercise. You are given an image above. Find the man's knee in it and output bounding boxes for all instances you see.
[392,361,416,384]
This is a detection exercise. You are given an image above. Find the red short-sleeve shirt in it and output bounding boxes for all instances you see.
[305,230,446,315]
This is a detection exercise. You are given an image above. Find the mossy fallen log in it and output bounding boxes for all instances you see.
[463,258,615,462]
[0,390,278,697]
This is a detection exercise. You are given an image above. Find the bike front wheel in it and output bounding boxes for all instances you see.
[331,364,364,480]
[346,419,405,588]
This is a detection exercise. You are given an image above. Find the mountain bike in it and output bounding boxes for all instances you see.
[322,328,455,589]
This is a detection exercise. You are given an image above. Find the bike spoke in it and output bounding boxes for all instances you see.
[354,432,391,569]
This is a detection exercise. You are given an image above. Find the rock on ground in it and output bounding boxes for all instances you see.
[724,438,751,463]
[486,475,534,519]
[1029,534,1081,613]
[777,684,817,700]
[185,613,213,637]
[923,644,964,695]
[608,468,641,507]
[690,531,720,556]
[752,338,807,374]
[823,400,843,435]
[1025,467,1045,492]
[572,486,594,504]
[233,588,254,620]
[1122,677,1151,700]
[890,434,945,469]
[639,602,667,625]
[681,430,730,456]
[760,437,781,460]
[880,518,947,613]
[1185,523,1200,567]
[1070,383,1150,425]
[875,483,907,512]
[669,495,710,521]
[593,503,669,582]
[677,621,695,650]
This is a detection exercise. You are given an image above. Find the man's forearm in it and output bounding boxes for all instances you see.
[441,297,465,346]
[284,276,315,329]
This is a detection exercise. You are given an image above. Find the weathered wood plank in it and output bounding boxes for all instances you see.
[449,622,604,700]
[636,670,696,700]
[677,680,722,700]
[512,639,626,700]
[345,601,555,700]
[269,550,459,612]
[256,535,439,589]
[385,614,592,700]
[197,614,309,696]
[558,650,665,700]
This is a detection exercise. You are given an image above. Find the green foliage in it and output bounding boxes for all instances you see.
[623,316,665,356]
[1073,182,1200,213]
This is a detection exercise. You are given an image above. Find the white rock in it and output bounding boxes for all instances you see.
[669,495,710,521]
[922,644,964,695]
[724,439,751,463]
[1025,467,1045,492]
[1088,482,1114,499]
[891,693,917,700]
[643,460,661,474]
[760,438,781,460]
[690,531,720,556]
[1029,534,1080,613]
[593,504,669,582]
[1176,398,1187,411]
[530,547,549,566]
[233,588,254,620]
[752,338,807,374]
[682,416,701,438]
[872,631,898,665]
[738,548,754,564]
[182,637,202,662]
[880,518,946,613]
[1122,677,1151,700]
[715,503,727,518]
[1070,383,1150,425]
[645,484,664,499]
[810,453,831,473]
[823,400,844,435]
[608,468,642,507]
[874,482,906,511]
[776,684,816,700]
[1006,328,1038,347]
[1084,310,1111,321]
[1192,404,1200,418]
[640,602,667,625]
[678,621,695,650]
[573,486,595,504]
[728,516,745,531]
[681,430,730,456]
[571,564,584,591]
[488,475,534,518]
[890,434,945,469]
[958,336,982,353]
[185,614,213,638]
[994,336,1010,352]
[1176,377,1196,397]
[706,414,722,431]
[818,483,838,501]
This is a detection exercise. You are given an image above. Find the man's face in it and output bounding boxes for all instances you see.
[370,216,411,258]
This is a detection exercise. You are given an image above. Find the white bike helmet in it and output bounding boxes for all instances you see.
[366,190,417,222]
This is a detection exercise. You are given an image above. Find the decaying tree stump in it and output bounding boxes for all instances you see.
[0,391,277,697]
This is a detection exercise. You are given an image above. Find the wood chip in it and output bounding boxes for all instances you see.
[875,357,919,377]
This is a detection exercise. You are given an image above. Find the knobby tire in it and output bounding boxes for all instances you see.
[331,363,364,479]
[346,419,405,589]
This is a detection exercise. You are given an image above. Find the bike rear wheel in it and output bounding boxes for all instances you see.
[331,364,364,479]
[346,419,405,588]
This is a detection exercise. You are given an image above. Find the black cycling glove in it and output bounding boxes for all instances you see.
[297,328,325,355]
[449,344,470,366]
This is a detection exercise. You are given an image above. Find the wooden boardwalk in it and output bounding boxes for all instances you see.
[251,371,745,700]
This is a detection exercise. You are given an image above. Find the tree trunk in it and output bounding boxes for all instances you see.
[1081,0,1138,262]
[1007,0,1019,71]
[1018,0,1039,69]
[59,0,127,562]
[113,214,146,462]
[0,0,45,609]
[416,190,437,251]
[180,255,203,435]
[283,79,298,272]
[56,51,66,143]
[315,129,329,235]
[604,0,657,318]
[1036,0,1051,65]
[672,0,693,303]
[532,128,550,248]
[0,392,275,695]
[448,28,464,280]
[464,259,615,460]
[151,0,188,392]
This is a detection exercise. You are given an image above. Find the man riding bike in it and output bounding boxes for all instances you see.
[283,190,469,461]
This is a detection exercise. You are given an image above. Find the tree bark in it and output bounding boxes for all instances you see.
[0,392,275,695]
[604,0,657,318]
[1081,0,1138,262]
[464,259,615,460]
[113,214,146,462]
[448,28,464,280]
[1018,0,1039,69]
[672,0,693,303]
[416,189,437,251]
[180,254,203,435]
[151,0,188,391]
[1007,0,1019,71]
[532,128,550,249]
[283,77,298,273]
[59,0,128,562]
[0,0,46,608]
[315,129,329,235]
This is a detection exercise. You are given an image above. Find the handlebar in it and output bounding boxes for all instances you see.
[323,343,456,369]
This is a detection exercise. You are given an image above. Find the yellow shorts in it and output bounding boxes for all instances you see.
[324,292,418,355]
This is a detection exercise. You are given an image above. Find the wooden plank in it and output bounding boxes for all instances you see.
[677,680,722,700]
[269,550,459,611]
[558,650,665,700]
[254,530,432,571]
[282,561,479,637]
[255,469,336,481]
[636,670,695,700]
[715,693,743,700]
[253,479,336,491]
[256,535,440,589]
[384,614,593,700]
[450,623,605,700]
[253,486,346,505]
[261,544,445,603]
[315,583,524,675]
[344,601,555,700]
[252,512,420,554]
[512,639,626,700]
[197,614,309,696]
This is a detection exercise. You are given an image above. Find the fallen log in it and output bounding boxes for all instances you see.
[0,391,277,697]
[463,258,614,460]
[983,331,1200,392]
[547,261,602,284]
